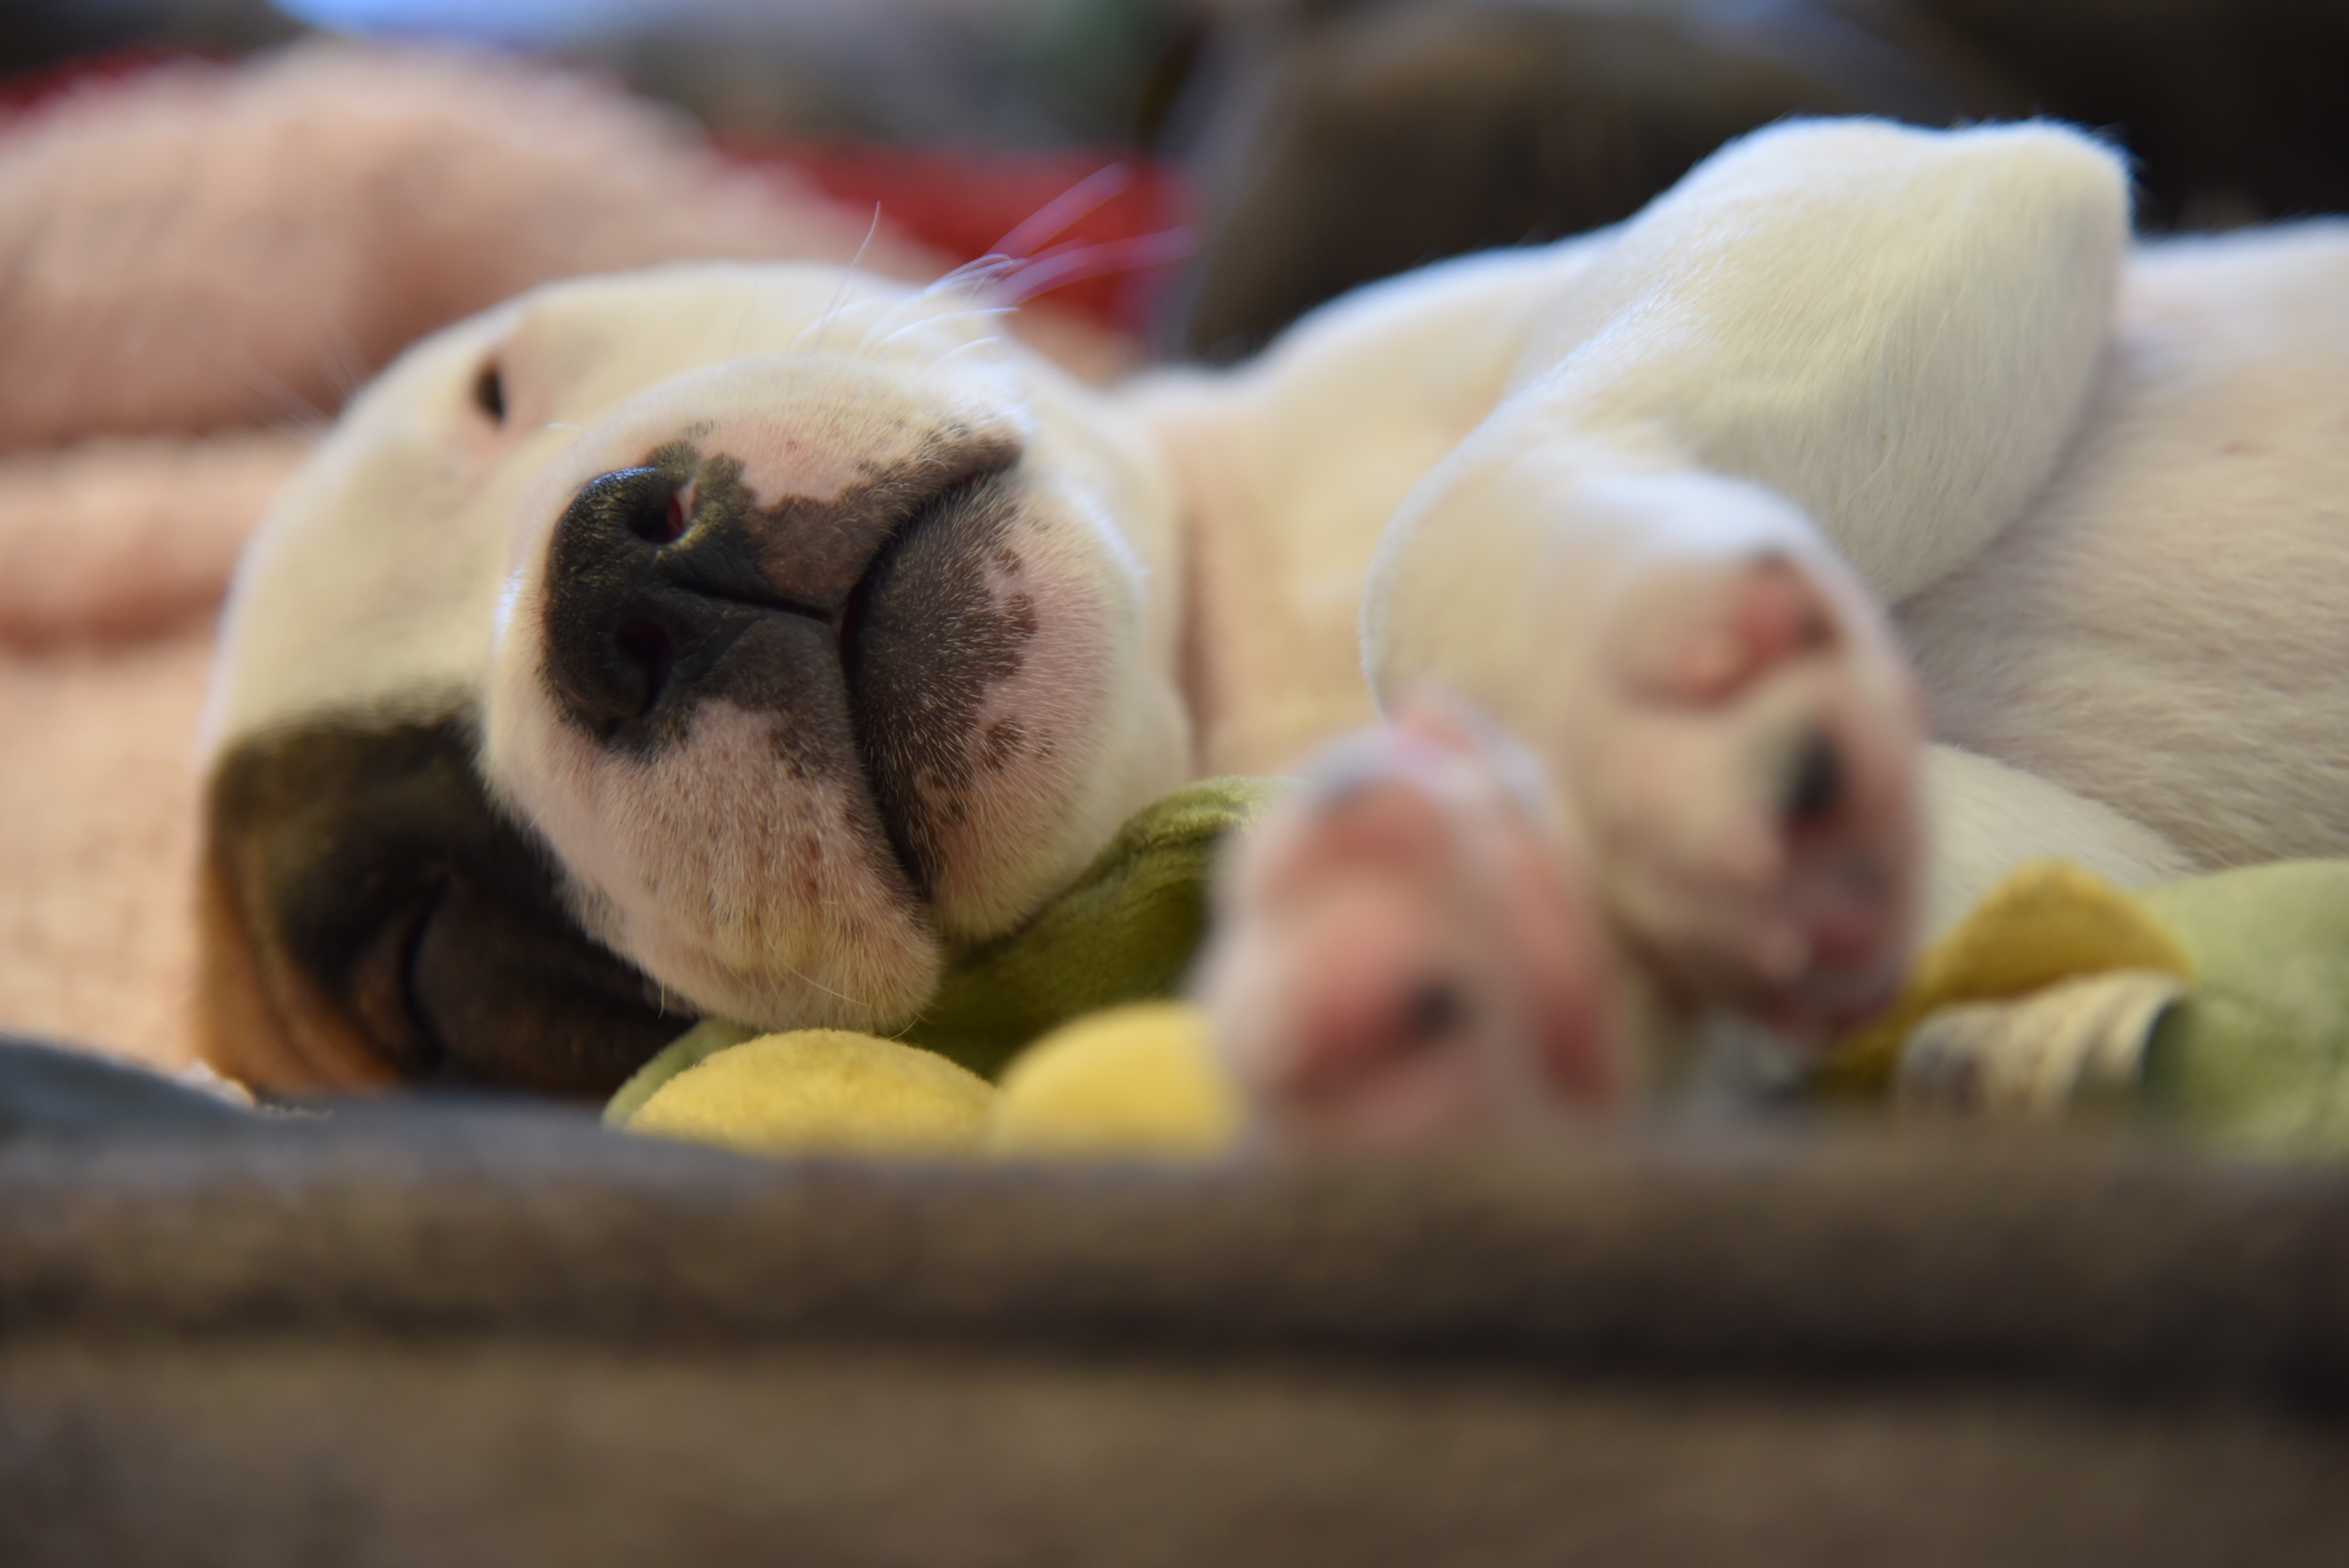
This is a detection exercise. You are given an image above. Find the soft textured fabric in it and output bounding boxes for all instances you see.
[897,775,1290,1079]
[1817,859,2196,1097]
[2141,861,2349,1156]
[0,43,938,451]
[1808,858,2349,1158]
[986,1001,1240,1158]
[626,1029,997,1158]
[599,778,1278,1156]
[4,1101,2349,1563]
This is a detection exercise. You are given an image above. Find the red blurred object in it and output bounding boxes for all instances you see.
[737,143,1194,335]
[0,47,201,118]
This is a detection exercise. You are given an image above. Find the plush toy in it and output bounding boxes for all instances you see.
[1812,859,2197,1114]
[2130,863,2349,1156]
[604,779,1278,1158]
[607,789,2349,1160]
[887,776,1290,1082]
[615,1026,998,1157]
[984,1003,1242,1159]
[1800,859,2349,1155]
[592,737,2349,1164]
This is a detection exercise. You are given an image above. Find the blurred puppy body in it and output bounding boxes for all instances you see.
[1180,121,2347,1138]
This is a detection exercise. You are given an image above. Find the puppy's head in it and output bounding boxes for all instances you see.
[201,264,1191,1096]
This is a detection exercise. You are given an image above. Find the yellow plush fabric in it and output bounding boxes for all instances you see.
[614,861,2210,1159]
[623,1030,996,1158]
[610,1005,1245,1161]
[1814,859,2195,1097]
[986,1002,1243,1159]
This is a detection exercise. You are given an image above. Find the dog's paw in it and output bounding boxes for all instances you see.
[1575,549,1924,1041]
[1198,701,1627,1149]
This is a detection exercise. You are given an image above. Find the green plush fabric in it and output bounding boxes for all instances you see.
[900,776,1290,1080]
[2139,861,2349,1157]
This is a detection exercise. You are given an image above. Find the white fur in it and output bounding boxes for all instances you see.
[1902,225,2349,871]
[1919,747,2190,938]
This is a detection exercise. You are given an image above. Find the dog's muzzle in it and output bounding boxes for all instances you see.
[537,428,1030,896]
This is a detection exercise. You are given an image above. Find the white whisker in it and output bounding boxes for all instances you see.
[846,203,882,273]
[926,335,1002,371]
[871,305,1012,358]
[216,353,334,437]
[856,255,1023,351]
[313,316,373,403]
[858,268,1009,350]
[1001,227,1198,305]
[798,204,886,356]
[918,305,1017,332]
[992,163,1134,259]
[271,414,329,449]
[773,954,869,1012]
[929,253,1025,298]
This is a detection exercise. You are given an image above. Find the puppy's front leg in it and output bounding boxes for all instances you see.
[1374,444,1925,1039]
[1365,119,2129,1042]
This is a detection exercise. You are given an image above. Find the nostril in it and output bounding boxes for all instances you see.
[633,484,692,545]
[613,618,674,715]
[557,465,695,552]
[544,467,720,736]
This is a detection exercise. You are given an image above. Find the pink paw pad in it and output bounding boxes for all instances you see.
[1200,700,1627,1149]
[1592,549,1923,1040]
[1649,553,1840,705]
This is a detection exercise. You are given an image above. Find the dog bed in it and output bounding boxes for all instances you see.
[2,1035,2347,1564]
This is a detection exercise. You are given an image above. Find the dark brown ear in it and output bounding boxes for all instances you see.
[196,847,394,1095]
[198,715,688,1100]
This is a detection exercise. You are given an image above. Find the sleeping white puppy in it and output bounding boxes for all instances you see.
[197,118,2347,1101]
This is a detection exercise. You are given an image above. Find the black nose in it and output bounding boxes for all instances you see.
[537,435,1021,748]
[540,463,835,743]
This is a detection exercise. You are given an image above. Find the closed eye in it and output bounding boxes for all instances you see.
[346,881,447,1076]
[473,359,507,424]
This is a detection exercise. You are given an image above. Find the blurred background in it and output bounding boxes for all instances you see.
[5,0,2346,358]
[0,0,1204,145]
